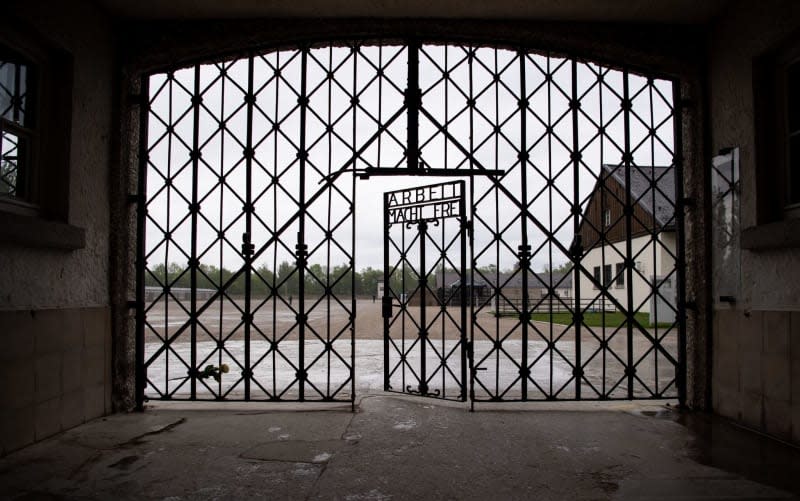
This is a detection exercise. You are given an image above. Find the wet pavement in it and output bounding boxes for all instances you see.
[0,395,798,500]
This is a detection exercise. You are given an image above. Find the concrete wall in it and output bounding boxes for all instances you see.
[0,0,114,455]
[709,1,800,444]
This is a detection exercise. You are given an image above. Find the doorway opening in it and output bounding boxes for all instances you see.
[135,41,685,407]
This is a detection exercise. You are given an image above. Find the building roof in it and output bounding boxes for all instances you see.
[602,164,676,228]
[439,272,488,289]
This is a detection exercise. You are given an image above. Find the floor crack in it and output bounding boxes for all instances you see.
[303,409,361,501]
[117,417,187,448]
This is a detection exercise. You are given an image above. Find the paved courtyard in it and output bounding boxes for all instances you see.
[145,299,679,401]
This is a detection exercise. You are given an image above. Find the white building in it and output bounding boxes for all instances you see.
[573,165,677,321]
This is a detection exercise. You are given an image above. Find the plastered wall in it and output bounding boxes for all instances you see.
[0,1,111,311]
[0,0,114,454]
[709,0,800,443]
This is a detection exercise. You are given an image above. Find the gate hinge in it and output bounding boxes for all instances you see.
[128,93,148,108]
[127,193,143,205]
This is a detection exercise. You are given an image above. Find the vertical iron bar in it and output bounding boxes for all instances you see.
[351,45,358,409]
[272,52,279,398]
[649,80,659,396]
[518,51,529,400]
[407,42,420,171]
[547,54,555,398]
[190,64,200,400]
[623,69,634,399]
[673,80,687,407]
[441,209,446,396]
[383,192,390,391]
[418,219,428,394]
[164,75,173,398]
[599,68,606,397]
[135,76,150,411]
[467,46,476,410]
[12,63,21,123]
[402,221,406,392]
[570,59,582,399]
[546,53,554,401]
[217,62,226,397]
[11,64,20,194]
[459,181,468,401]
[243,54,255,400]
[377,46,383,167]
[444,47,449,169]
[493,49,500,398]
[297,48,309,401]
[325,46,333,399]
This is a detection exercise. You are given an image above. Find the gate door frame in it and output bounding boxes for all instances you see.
[382,180,469,400]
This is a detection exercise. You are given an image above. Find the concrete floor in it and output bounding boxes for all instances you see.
[1,395,799,500]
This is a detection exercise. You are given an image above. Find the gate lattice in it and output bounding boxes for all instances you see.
[135,41,685,407]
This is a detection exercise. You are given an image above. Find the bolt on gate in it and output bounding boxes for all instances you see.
[135,40,686,407]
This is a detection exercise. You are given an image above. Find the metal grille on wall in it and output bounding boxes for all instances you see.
[136,40,685,406]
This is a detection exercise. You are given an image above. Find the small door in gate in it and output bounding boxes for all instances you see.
[382,181,468,400]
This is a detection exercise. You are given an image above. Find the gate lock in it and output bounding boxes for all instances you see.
[381,296,393,318]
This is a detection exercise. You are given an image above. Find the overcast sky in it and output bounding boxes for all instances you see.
[144,44,674,275]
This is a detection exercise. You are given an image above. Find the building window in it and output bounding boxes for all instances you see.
[753,35,800,224]
[0,49,35,202]
[603,208,611,227]
[593,266,600,289]
[603,264,612,287]
[787,59,800,209]
[615,262,624,288]
[0,24,83,250]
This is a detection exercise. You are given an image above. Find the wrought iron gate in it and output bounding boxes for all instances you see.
[383,181,468,400]
[136,40,685,406]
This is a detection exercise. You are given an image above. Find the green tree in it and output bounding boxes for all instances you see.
[330,263,353,296]
[276,260,298,296]
[358,266,383,297]
[251,264,275,297]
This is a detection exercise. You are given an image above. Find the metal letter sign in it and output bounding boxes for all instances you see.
[383,181,468,400]
[386,183,462,224]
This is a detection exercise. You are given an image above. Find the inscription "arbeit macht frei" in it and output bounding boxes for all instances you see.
[386,182,463,225]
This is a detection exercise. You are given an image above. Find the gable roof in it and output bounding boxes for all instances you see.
[601,164,676,228]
